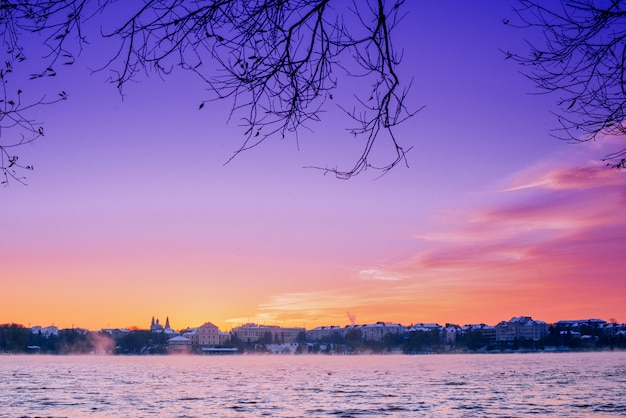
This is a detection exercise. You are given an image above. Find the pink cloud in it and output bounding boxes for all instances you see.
[505,163,626,192]
[359,161,626,323]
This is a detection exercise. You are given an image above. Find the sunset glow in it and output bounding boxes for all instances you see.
[2,2,625,332]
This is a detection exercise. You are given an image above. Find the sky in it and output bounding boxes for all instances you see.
[2,2,625,331]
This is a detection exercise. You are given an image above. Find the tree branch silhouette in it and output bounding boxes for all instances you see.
[0,1,86,184]
[505,0,626,169]
[2,0,415,182]
[97,0,417,179]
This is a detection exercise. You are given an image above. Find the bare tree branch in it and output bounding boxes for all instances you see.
[99,0,416,179]
[0,1,87,184]
[1,0,415,182]
[505,0,626,169]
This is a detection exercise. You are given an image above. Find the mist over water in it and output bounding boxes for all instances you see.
[1,352,624,417]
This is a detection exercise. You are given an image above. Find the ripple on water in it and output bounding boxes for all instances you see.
[0,352,624,417]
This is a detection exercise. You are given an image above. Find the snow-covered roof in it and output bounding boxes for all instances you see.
[168,335,191,342]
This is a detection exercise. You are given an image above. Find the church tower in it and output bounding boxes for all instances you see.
[150,316,164,332]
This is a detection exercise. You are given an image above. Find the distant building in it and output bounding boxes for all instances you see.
[360,322,407,342]
[218,331,231,345]
[442,324,461,345]
[182,328,199,346]
[554,319,607,331]
[150,316,164,332]
[168,335,192,353]
[306,325,344,341]
[179,322,230,347]
[232,323,304,343]
[459,324,497,343]
[496,316,548,341]
[31,325,58,337]
[198,322,220,346]
[307,322,408,343]
[101,328,130,339]
[407,323,441,333]
[163,317,179,337]
[602,322,626,337]
[150,316,178,336]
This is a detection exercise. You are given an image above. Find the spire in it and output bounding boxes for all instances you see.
[165,316,170,330]
[151,316,155,327]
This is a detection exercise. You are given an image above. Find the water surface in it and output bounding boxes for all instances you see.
[1,352,624,417]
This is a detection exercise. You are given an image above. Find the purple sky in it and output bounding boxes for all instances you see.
[3,2,625,330]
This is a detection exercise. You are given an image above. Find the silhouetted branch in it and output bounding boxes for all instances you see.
[505,0,626,168]
[1,0,415,182]
[100,0,415,179]
[0,0,92,183]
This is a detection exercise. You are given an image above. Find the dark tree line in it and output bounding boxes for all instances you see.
[0,324,115,354]
[117,330,169,354]
[305,325,626,354]
[1,0,415,184]
[306,328,443,354]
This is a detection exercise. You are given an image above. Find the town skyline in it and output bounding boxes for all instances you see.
[4,314,624,357]
[14,313,624,335]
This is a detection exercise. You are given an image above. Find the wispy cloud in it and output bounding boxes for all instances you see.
[504,165,624,192]
[357,268,408,281]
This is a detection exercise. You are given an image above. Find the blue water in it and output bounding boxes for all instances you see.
[1,351,625,417]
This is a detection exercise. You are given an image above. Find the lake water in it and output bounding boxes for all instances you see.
[0,352,625,417]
